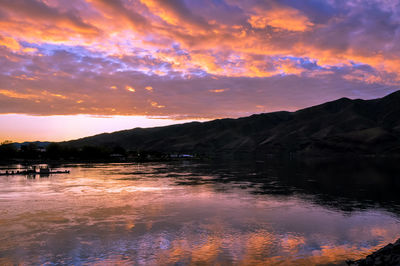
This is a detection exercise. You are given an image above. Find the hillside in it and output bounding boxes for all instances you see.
[63,91,400,156]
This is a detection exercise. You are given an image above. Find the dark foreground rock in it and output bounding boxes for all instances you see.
[347,238,400,265]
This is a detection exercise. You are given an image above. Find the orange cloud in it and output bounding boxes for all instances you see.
[126,86,136,92]
[276,59,305,75]
[41,91,68,99]
[191,53,222,74]
[0,35,21,51]
[248,6,314,32]
[0,89,67,101]
[140,0,181,26]
[209,88,229,93]
[139,0,209,32]
[150,101,165,108]
[0,89,38,99]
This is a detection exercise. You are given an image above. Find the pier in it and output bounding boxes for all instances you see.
[0,166,70,176]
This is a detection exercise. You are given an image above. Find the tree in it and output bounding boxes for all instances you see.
[45,143,63,159]
[0,141,17,160]
[19,143,39,159]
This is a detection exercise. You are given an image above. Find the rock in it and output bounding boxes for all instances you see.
[347,238,400,266]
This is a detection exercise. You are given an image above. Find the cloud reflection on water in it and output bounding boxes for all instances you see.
[0,162,399,265]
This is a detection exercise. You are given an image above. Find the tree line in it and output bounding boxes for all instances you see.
[0,141,188,162]
[0,141,128,161]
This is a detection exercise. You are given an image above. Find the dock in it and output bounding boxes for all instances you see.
[0,166,70,176]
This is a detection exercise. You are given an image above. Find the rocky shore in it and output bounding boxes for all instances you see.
[347,238,400,265]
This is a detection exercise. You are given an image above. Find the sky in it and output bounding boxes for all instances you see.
[0,0,400,142]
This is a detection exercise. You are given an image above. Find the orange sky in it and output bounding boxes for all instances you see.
[0,0,399,141]
[0,114,202,142]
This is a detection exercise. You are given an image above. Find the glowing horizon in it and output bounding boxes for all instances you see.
[0,114,208,142]
[1,0,399,140]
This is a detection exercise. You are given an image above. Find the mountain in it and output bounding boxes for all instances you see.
[12,141,51,149]
[63,90,400,156]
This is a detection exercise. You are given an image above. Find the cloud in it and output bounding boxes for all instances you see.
[0,35,21,51]
[140,0,210,29]
[248,6,314,32]
[0,0,399,119]
[209,88,229,93]
[0,0,100,44]
[126,86,136,93]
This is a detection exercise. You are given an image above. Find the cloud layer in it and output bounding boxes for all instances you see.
[0,0,399,118]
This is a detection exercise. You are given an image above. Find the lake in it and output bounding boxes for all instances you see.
[1,159,400,265]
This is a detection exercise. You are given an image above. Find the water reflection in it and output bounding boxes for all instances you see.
[0,159,400,265]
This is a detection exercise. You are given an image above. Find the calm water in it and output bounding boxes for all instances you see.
[1,159,400,265]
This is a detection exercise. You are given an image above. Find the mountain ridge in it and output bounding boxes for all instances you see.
[63,91,400,156]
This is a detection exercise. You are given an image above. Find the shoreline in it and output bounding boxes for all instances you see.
[0,157,207,165]
[347,238,400,265]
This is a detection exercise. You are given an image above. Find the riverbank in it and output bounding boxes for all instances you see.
[347,238,400,265]
[0,156,206,166]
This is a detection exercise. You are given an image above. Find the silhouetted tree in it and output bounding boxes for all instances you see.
[0,141,17,160]
[79,146,110,159]
[45,143,63,159]
[19,143,39,159]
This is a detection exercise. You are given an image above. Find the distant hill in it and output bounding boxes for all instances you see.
[12,141,51,149]
[63,91,400,156]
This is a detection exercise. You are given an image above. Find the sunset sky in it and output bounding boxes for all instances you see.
[1,0,399,141]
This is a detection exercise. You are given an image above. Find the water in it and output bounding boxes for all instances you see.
[1,159,400,265]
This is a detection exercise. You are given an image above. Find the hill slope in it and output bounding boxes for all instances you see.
[63,91,400,156]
